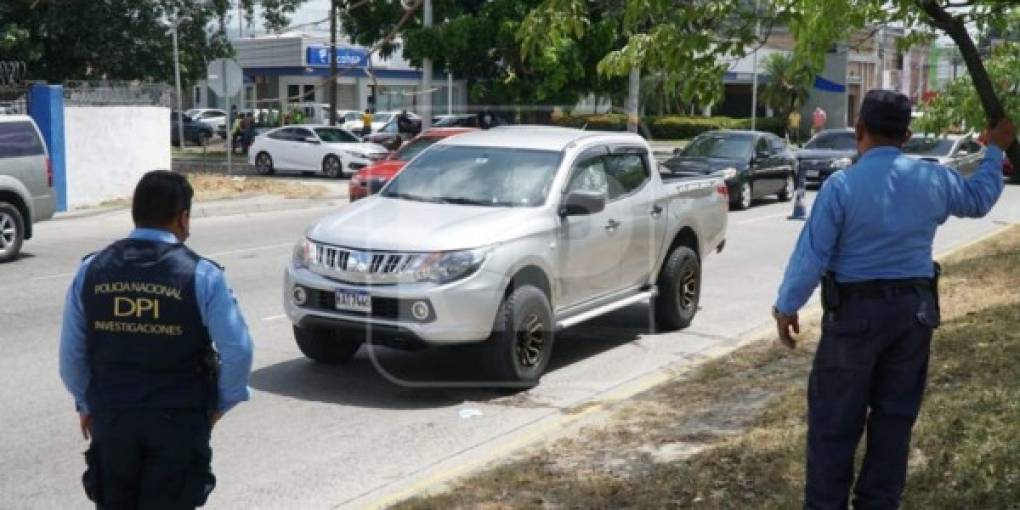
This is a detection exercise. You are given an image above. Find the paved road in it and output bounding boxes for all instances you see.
[2,185,1018,509]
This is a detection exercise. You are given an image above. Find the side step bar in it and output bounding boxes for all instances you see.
[555,289,656,330]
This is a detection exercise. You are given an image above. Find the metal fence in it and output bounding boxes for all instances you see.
[0,61,28,114]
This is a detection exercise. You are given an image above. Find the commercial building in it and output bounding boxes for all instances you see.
[190,31,467,120]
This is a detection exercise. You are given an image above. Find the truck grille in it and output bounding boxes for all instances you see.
[311,244,422,284]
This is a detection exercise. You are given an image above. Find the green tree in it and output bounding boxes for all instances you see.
[0,0,232,84]
[759,52,815,125]
[777,0,1020,168]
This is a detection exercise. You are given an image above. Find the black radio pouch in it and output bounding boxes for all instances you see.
[82,444,102,503]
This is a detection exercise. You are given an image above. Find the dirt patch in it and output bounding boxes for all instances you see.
[397,226,1020,510]
[187,173,327,201]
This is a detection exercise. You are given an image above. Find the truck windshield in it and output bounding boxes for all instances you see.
[382,145,560,207]
[394,137,439,161]
[682,134,753,159]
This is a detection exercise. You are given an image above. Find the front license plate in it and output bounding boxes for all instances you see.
[806,169,820,178]
[335,288,372,313]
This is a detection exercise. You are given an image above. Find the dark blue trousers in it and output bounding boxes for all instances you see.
[87,410,215,510]
[805,288,938,510]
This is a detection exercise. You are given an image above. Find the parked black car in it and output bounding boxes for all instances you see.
[662,130,797,210]
[170,111,214,147]
[796,128,857,186]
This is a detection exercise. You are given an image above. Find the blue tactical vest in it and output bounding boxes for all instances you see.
[82,239,217,412]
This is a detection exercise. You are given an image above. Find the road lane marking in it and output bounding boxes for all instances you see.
[30,272,76,281]
[206,242,294,258]
[735,212,794,225]
[262,314,287,321]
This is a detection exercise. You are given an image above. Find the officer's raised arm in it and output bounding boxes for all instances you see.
[941,118,1014,219]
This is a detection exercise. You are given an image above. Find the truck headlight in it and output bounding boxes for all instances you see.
[293,238,314,268]
[413,248,490,284]
[829,157,853,169]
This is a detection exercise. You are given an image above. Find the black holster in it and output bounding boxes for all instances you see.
[200,346,221,412]
[82,444,102,503]
[821,272,841,318]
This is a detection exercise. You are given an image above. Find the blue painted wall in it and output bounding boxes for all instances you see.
[28,85,67,212]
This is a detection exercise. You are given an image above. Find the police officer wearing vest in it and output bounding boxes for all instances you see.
[59,170,254,509]
[774,89,1015,509]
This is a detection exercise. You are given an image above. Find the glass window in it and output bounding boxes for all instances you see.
[0,122,45,158]
[302,85,315,101]
[268,128,293,140]
[604,153,649,199]
[383,146,561,207]
[314,128,358,143]
[682,133,754,159]
[903,136,955,157]
[395,137,439,161]
[567,157,609,195]
[287,85,300,101]
[204,111,224,118]
[805,132,857,151]
[770,136,786,152]
[755,137,771,156]
[293,128,314,139]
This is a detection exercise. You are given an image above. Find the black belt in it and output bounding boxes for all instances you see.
[837,278,932,299]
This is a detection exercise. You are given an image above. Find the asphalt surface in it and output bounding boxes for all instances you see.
[2,184,1018,509]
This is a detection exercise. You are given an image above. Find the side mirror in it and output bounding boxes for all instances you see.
[304,136,320,144]
[559,190,606,217]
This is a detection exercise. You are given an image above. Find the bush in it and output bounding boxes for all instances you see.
[552,113,787,139]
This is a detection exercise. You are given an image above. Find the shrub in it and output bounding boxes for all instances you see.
[552,113,787,139]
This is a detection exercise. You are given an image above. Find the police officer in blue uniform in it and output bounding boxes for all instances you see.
[59,170,254,509]
[773,89,1015,509]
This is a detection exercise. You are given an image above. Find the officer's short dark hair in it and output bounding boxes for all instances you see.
[859,89,912,139]
[131,170,193,227]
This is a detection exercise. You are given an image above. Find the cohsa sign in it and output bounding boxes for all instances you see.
[306,46,369,67]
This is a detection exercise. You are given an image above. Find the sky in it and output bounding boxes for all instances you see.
[230,0,334,38]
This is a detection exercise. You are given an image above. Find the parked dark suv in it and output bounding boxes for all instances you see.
[0,115,55,262]
[171,111,214,147]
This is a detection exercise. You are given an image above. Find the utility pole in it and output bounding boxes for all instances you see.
[877,26,886,89]
[420,0,433,130]
[626,67,639,133]
[238,0,243,38]
[750,0,760,130]
[328,0,338,126]
[446,66,453,115]
[171,16,186,152]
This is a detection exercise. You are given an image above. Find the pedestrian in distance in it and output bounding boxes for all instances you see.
[396,108,413,140]
[773,89,1015,509]
[59,170,255,509]
[361,108,374,137]
[242,113,255,155]
[811,105,827,136]
[788,109,803,146]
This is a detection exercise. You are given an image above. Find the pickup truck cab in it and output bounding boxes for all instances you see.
[285,127,728,385]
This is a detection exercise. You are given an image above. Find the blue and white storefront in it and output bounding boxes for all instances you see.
[193,32,467,117]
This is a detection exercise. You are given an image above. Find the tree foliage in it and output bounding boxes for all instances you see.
[759,52,814,122]
[0,0,232,84]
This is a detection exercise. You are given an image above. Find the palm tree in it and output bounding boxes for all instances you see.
[759,53,814,132]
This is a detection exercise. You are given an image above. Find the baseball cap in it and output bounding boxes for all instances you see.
[859,89,912,138]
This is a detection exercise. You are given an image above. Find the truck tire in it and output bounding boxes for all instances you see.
[484,286,554,387]
[653,246,701,331]
[293,325,362,364]
[0,202,24,263]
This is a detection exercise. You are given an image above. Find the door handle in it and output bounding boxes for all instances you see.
[650,205,663,217]
[604,219,621,231]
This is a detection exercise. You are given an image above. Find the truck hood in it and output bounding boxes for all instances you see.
[662,156,746,174]
[355,160,406,180]
[796,148,856,160]
[307,197,550,252]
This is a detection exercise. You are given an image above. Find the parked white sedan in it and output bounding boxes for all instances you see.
[248,125,389,178]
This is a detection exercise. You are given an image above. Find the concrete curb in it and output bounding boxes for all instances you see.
[53,194,346,222]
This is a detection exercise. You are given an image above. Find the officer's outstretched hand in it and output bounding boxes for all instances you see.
[79,414,92,440]
[987,117,1017,150]
[776,313,800,349]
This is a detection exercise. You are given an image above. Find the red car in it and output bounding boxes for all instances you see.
[348,127,477,201]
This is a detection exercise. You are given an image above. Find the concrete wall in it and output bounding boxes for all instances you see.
[64,106,171,209]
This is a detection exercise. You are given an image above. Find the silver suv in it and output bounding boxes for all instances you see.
[0,115,55,262]
[285,127,728,385]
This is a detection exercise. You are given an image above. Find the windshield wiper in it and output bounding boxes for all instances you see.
[384,192,441,203]
[438,197,511,207]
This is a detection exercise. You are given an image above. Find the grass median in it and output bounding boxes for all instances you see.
[397,225,1020,509]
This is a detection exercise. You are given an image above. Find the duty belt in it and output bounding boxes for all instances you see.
[837,278,932,300]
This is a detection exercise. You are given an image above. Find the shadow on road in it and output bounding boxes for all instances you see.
[249,305,652,410]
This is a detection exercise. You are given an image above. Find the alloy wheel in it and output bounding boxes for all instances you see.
[256,153,272,174]
[741,182,752,209]
[516,313,546,368]
[324,156,343,178]
[678,269,698,311]
[0,212,15,254]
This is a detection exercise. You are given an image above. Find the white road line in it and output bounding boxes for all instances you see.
[30,272,76,281]
[735,212,793,225]
[262,314,287,322]
[206,242,294,258]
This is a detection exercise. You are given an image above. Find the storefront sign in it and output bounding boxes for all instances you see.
[306,46,369,67]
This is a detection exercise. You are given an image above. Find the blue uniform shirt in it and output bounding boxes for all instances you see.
[59,228,255,415]
[776,144,1005,315]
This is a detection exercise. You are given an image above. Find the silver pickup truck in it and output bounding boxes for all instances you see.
[284,127,728,385]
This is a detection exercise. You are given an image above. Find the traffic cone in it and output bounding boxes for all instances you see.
[788,170,808,220]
